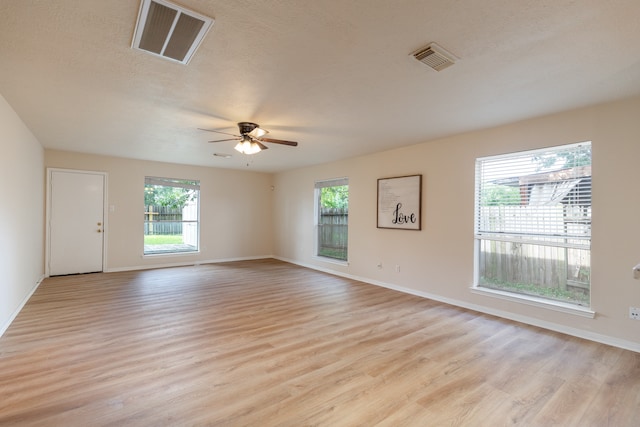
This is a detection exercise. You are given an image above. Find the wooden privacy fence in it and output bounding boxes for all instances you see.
[318,208,348,259]
[479,240,590,290]
[144,206,183,235]
[478,205,590,291]
[479,205,591,237]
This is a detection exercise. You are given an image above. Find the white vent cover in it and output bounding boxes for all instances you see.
[412,43,458,71]
[132,0,214,65]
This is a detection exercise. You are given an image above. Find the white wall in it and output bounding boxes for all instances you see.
[45,151,274,271]
[0,94,44,335]
[5,93,639,349]
[273,96,640,351]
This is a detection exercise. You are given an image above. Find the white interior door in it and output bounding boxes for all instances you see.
[49,170,105,276]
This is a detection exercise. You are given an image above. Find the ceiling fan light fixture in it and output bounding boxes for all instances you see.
[249,127,268,138]
[234,140,262,155]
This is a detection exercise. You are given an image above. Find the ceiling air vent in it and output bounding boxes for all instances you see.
[412,43,458,71]
[132,0,214,65]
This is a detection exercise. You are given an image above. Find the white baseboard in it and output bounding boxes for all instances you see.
[104,255,273,273]
[0,274,45,338]
[274,256,640,354]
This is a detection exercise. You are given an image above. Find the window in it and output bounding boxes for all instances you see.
[474,142,591,306]
[315,178,349,261]
[144,177,200,255]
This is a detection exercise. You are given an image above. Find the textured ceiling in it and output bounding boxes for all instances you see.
[1,0,639,172]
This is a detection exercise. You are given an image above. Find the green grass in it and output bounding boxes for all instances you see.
[480,278,589,306]
[318,247,347,261]
[144,234,183,245]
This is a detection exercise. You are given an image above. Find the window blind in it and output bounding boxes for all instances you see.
[145,176,200,190]
[315,177,349,189]
[475,142,591,249]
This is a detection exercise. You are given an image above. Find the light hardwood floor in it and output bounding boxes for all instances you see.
[1,259,638,426]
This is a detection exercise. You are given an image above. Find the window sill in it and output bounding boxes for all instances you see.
[470,286,595,318]
[313,256,349,267]
[143,250,199,258]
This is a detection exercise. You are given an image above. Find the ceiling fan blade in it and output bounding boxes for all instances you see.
[260,137,298,147]
[198,128,240,137]
[208,137,241,143]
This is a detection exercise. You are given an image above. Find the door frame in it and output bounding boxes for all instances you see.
[45,168,109,277]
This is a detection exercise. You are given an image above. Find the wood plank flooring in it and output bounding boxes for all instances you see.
[1,259,638,426]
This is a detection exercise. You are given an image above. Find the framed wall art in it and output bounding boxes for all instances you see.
[377,174,422,230]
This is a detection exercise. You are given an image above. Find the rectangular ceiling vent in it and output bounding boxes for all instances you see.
[132,0,214,65]
[412,43,458,71]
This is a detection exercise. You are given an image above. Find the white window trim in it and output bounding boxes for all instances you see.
[314,177,349,262]
[473,141,592,310]
[144,176,200,255]
[143,249,200,258]
[470,286,595,318]
[312,254,349,266]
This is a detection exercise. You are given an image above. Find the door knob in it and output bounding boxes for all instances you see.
[97,222,102,226]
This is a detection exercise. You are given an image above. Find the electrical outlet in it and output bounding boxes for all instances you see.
[377,262,382,269]
[630,307,640,320]
[395,264,400,273]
